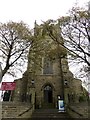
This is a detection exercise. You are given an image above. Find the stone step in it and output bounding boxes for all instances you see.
[31,109,70,119]
[2,102,32,118]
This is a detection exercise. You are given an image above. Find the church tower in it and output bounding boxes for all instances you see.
[12,21,85,108]
[26,21,73,108]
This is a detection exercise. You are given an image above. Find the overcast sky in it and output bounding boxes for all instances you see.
[0,0,89,82]
[0,0,89,28]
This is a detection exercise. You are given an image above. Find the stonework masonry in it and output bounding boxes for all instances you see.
[12,22,88,110]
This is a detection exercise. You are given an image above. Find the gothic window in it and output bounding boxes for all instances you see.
[43,57,53,74]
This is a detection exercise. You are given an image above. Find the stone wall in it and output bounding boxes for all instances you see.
[12,72,28,102]
[2,102,34,118]
[67,102,88,118]
[12,22,88,110]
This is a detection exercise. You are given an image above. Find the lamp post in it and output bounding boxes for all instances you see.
[0,62,2,83]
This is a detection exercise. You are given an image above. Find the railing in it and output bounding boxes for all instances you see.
[66,105,83,117]
[18,103,35,117]
[66,103,88,118]
[2,102,35,118]
[17,90,36,117]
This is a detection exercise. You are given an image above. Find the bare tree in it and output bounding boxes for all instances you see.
[60,6,90,83]
[0,21,31,79]
[41,5,90,84]
[61,7,90,66]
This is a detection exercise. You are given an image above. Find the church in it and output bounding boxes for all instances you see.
[12,21,87,109]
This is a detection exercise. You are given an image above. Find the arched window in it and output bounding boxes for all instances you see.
[43,58,53,74]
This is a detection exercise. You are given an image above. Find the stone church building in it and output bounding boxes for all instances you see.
[12,21,87,108]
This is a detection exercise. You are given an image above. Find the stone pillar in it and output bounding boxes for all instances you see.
[64,88,69,105]
[12,79,22,102]
[13,90,21,102]
[29,86,35,110]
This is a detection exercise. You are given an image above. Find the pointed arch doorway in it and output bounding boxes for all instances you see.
[42,84,54,108]
[44,85,53,103]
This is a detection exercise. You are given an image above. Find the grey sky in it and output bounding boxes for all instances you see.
[0,0,89,28]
